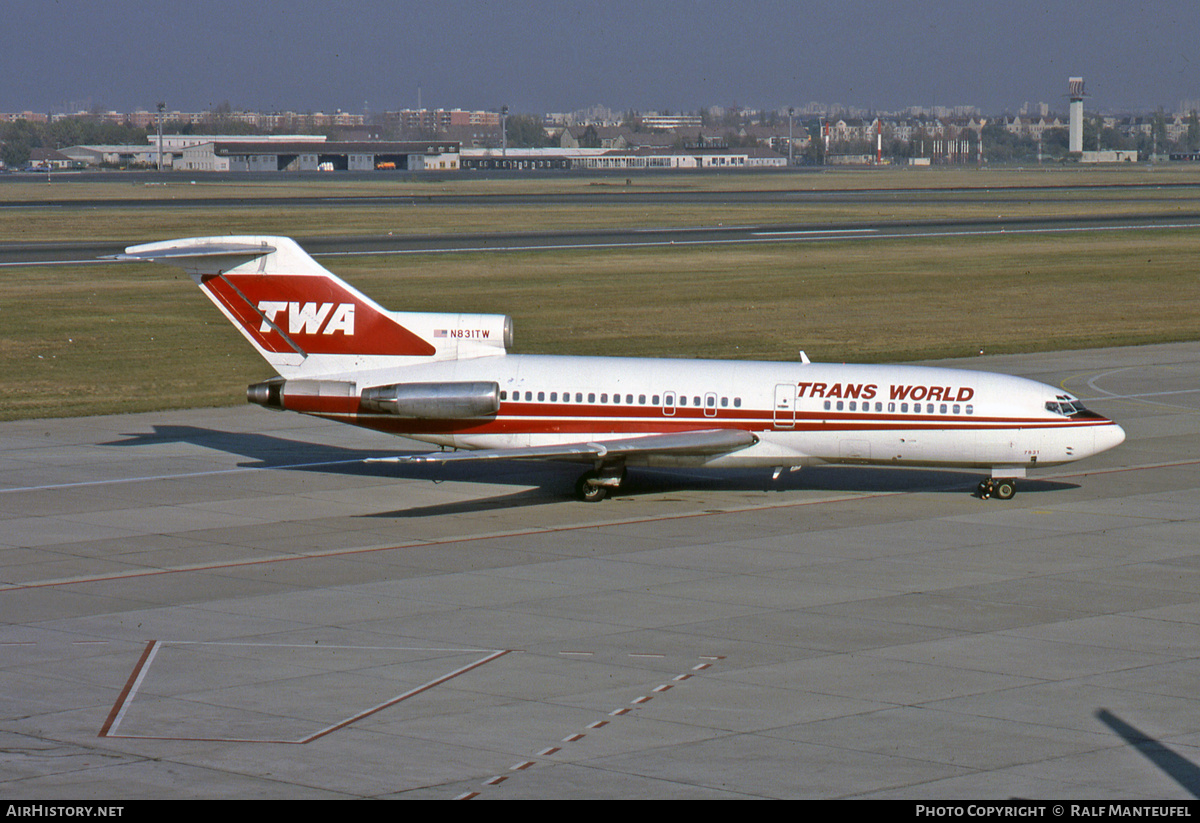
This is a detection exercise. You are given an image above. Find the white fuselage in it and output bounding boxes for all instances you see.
[312,354,1125,473]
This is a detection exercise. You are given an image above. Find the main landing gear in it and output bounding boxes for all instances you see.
[575,466,627,502]
[977,477,1017,500]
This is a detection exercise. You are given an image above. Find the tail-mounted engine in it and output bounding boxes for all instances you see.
[360,381,500,418]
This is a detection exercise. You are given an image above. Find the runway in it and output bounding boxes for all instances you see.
[4,213,1200,267]
[2,342,1199,799]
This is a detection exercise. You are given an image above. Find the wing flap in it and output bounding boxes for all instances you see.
[370,428,757,465]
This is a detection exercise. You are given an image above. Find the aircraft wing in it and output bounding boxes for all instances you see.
[368,428,757,465]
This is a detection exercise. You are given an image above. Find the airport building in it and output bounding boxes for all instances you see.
[459,146,786,170]
[178,139,461,172]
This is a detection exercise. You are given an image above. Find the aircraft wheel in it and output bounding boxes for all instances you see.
[575,471,608,502]
[993,479,1017,500]
[977,479,993,499]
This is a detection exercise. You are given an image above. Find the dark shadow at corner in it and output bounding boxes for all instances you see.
[1096,709,1200,798]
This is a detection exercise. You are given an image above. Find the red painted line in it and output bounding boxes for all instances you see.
[301,649,510,743]
[2,489,905,592]
[99,640,158,738]
[11,452,1152,597]
[103,644,511,744]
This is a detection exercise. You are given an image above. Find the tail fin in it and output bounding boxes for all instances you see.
[119,236,510,376]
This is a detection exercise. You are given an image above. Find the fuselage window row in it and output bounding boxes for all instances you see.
[821,399,975,415]
[498,390,743,409]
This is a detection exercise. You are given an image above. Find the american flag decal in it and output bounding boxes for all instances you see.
[434,329,448,337]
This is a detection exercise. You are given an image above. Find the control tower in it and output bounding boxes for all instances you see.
[1068,77,1085,154]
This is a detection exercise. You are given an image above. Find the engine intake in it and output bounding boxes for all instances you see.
[360,381,500,418]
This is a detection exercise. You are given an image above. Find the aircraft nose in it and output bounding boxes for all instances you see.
[1096,421,1126,454]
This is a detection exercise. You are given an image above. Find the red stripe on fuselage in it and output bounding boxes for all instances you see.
[278,395,1117,437]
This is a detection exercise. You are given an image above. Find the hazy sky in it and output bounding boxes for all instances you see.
[3,0,1197,115]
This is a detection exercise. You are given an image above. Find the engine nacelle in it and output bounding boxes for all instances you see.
[248,378,357,411]
[360,381,500,418]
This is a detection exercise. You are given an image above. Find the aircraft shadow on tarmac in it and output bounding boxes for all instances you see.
[1096,709,1200,798]
[107,425,1079,516]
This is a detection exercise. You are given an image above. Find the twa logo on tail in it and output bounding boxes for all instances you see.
[201,273,436,358]
[258,301,356,336]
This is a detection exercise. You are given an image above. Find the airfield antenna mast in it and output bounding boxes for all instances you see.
[500,105,508,157]
[156,102,165,172]
[787,106,794,166]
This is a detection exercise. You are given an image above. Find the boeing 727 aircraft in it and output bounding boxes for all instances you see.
[119,236,1125,502]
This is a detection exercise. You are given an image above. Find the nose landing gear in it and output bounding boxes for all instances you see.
[977,477,1017,500]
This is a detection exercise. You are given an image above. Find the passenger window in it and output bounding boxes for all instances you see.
[939,404,947,414]
[525,391,532,401]
[601,393,608,403]
[734,398,741,407]
[639,395,646,405]
[824,400,831,411]
[721,397,728,407]
[613,393,620,404]
[953,404,960,414]
[849,401,857,411]
[500,390,507,400]
[588,393,595,403]
[888,402,895,412]
[653,395,661,405]
[966,404,974,415]
[538,391,545,402]
[550,392,557,402]
[626,394,634,404]
[836,400,844,411]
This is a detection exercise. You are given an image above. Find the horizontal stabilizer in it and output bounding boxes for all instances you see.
[369,428,757,466]
[112,242,276,265]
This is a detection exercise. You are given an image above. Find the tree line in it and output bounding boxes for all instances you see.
[1,118,149,167]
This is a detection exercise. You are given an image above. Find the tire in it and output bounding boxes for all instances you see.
[575,471,608,502]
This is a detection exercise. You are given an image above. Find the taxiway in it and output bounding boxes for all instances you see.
[1,343,1198,799]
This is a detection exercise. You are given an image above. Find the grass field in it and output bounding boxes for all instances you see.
[4,165,1200,242]
[2,166,1198,420]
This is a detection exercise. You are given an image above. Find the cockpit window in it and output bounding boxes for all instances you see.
[1047,396,1087,416]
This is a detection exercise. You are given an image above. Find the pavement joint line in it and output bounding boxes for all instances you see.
[7,457,1195,592]
[464,654,721,799]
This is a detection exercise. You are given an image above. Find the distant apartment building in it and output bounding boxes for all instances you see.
[641,113,703,130]
[380,108,499,133]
